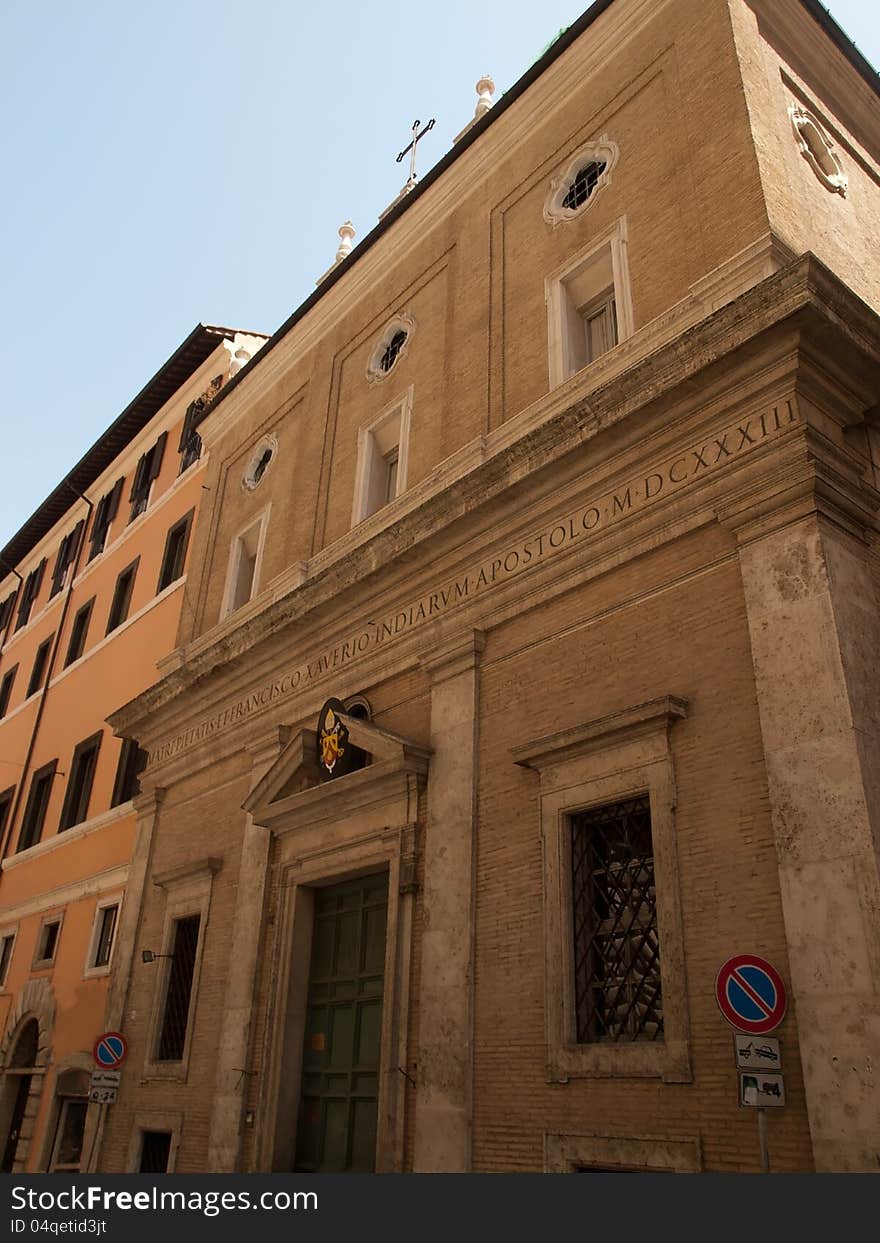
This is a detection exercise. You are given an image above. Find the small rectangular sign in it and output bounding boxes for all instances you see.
[734,1035,781,1070]
[739,1071,785,1108]
[88,1087,118,1104]
[90,1070,121,1088]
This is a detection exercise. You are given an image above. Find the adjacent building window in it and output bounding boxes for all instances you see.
[88,478,124,561]
[570,794,662,1044]
[351,390,411,525]
[221,512,268,618]
[129,433,167,522]
[33,915,63,968]
[106,559,139,634]
[14,560,46,632]
[157,510,194,593]
[87,900,119,971]
[178,403,204,474]
[0,592,18,637]
[545,218,633,388]
[64,598,95,667]
[26,636,54,698]
[111,738,147,806]
[156,915,201,1061]
[0,786,15,846]
[0,665,18,718]
[49,521,84,599]
[59,732,102,831]
[0,931,15,988]
[139,1131,172,1173]
[17,760,57,852]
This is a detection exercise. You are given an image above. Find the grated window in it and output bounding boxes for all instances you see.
[562,160,606,211]
[156,914,200,1061]
[379,331,407,373]
[570,794,663,1043]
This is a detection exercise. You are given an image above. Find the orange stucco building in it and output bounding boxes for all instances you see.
[0,324,264,1172]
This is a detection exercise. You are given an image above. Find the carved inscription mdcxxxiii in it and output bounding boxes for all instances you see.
[151,400,798,765]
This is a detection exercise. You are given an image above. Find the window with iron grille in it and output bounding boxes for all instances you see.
[0,665,18,718]
[139,1131,172,1173]
[562,160,607,211]
[26,635,53,698]
[111,738,147,806]
[17,760,57,852]
[59,732,102,831]
[106,559,139,634]
[156,914,201,1061]
[88,478,124,561]
[64,598,94,668]
[570,794,663,1044]
[15,560,46,631]
[380,330,407,373]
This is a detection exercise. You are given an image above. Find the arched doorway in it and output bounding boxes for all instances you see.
[1,1019,39,1172]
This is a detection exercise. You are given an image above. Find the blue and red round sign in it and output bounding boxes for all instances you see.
[715,955,787,1035]
[93,1030,128,1070]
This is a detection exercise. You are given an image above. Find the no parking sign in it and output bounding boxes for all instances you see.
[715,955,787,1035]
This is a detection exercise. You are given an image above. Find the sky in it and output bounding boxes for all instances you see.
[1,0,877,549]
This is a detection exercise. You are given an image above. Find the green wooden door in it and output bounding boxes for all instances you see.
[294,872,389,1172]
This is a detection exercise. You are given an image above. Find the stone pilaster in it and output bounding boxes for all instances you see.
[413,629,484,1172]
[206,727,288,1172]
[728,472,880,1169]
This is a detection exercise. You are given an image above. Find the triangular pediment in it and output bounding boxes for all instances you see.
[243,713,431,826]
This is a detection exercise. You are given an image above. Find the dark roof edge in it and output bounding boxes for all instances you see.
[800,0,880,94]
[1,323,265,574]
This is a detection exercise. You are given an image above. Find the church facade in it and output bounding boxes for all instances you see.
[97,0,879,1172]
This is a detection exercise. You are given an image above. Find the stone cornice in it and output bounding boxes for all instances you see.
[512,696,689,771]
[109,256,879,745]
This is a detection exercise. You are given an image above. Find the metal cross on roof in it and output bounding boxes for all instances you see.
[396,118,436,191]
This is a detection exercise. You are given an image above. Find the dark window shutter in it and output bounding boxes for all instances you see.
[107,476,124,521]
[149,432,167,483]
[130,453,150,503]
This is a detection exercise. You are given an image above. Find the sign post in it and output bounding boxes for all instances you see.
[715,956,788,1174]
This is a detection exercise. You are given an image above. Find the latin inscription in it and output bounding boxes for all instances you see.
[151,400,797,764]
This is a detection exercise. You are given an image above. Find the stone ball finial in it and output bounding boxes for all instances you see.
[474,75,495,119]
[336,220,356,263]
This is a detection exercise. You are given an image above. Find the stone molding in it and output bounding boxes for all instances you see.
[544,1130,702,1172]
[0,864,129,926]
[0,978,55,1069]
[1,801,134,872]
[420,628,486,683]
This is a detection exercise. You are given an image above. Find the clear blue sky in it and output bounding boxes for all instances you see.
[1,0,877,548]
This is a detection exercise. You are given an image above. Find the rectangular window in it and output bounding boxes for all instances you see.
[178,392,212,475]
[26,636,54,698]
[15,559,46,631]
[0,786,15,845]
[17,760,57,852]
[92,904,118,968]
[582,292,618,365]
[222,516,266,618]
[49,521,85,599]
[106,559,139,634]
[129,433,167,522]
[88,478,124,561]
[156,914,201,1061]
[0,665,18,718]
[49,1098,88,1172]
[157,509,194,593]
[111,738,147,807]
[570,794,662,1044]
[0,592,17,637]
[0,932,15,987]
[139,1131,172,1173]
[64,598,95,667]
[59,732,102,831]
[34,916,62,967]
[352,391,411,525]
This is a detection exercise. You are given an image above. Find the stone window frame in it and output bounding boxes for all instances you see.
[351,386,413,526]
[512,696,691,1083]
[242,434,278,493]
[544,215,634,389]
[365,313,416,384]
[141,859,220,1083]
[245,716,428,1173]
[543,135,619,227]
[83,892,123,979]
[125,1112,183,1173]
[544,1130,702,1172]
[0,925,18,990]
[220,504,270,620]
[31,910,65,972]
